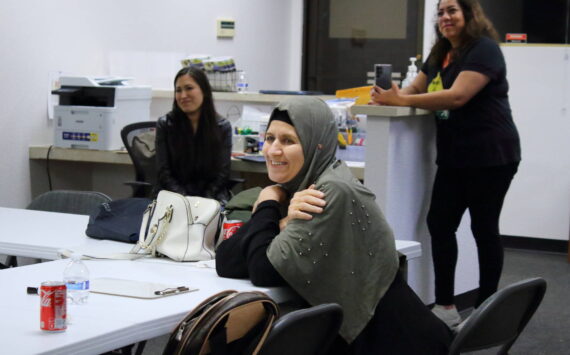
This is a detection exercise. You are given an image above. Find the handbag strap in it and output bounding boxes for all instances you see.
[131,205,173,256]
[130,200,157,254]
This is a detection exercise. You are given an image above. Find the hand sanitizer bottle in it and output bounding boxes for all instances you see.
[401,57,418,88]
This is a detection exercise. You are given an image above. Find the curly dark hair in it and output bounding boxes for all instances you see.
[428,0,499,67]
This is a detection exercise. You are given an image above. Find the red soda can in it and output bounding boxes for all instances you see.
[40,281,67,332]
[223,220,244,240]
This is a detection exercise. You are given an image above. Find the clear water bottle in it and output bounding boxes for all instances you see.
[236,71,248,93]
[63,253,90,305]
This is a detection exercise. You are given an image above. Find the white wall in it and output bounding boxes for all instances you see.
[501,46,570,240]
[0,0,303,208]
[423,0,438,60]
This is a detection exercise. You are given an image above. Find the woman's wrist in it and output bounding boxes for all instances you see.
[399,93,411,107]
[279,216,290,231]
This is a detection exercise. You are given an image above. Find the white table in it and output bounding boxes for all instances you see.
[0,207,420,261]
[0,207,132,260]
[0,258,295,355]
[0,207,421,354]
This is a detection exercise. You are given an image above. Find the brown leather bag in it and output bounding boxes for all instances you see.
[163,290,279,355]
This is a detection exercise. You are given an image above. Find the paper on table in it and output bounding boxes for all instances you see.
[91,278,197,299]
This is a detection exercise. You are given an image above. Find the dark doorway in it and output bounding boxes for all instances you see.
[303,0,425,94]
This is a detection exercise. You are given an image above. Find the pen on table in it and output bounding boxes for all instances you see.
[154,286,190,296]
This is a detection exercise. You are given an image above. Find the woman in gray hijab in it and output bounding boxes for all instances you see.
[216,97,451,354]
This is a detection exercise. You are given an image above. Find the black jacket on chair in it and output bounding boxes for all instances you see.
[154,114,232,202]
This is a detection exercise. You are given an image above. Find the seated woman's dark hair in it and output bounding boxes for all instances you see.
[168,66,222,181]
[171,66,216,120]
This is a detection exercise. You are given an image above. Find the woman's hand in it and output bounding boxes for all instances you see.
[252,185,288,213]
[279,184,326,230]
[369,82,407,106]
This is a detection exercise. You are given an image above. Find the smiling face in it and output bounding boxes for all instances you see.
[438,0,466,47]
[175,74,204,118]
[262,120,305,184]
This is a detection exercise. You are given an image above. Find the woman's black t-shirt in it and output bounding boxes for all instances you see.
[421,37,521,168]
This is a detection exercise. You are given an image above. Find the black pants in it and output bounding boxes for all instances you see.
[427,163,519,307]
[328,272,452,355]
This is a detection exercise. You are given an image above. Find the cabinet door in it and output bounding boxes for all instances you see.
[303,0,424,93]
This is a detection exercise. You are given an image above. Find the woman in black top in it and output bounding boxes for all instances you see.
[154,66,232,203]
[371,0,521,328]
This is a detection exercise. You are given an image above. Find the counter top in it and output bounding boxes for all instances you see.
[351,105,431,117]
[29,146,132,165]
[153,89,336,104]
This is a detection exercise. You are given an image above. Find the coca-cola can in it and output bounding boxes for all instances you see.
[223,220,244,240]
[40,281,67,332]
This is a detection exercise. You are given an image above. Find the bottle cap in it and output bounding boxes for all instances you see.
[408,57,418,73]
[71,253,82,261]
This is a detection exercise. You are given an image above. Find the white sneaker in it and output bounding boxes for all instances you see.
[453,315,470,334]
[431,304,462,329]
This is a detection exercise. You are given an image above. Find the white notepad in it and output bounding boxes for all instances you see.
[91,278,197,299]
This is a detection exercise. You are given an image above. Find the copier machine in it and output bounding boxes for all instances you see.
[52,76,152,150]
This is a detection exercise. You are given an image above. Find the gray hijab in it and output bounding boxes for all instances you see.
[269,97,338,194]
[266,97,399,343]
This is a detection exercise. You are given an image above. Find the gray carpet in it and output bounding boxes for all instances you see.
[462,248,570,355]
[140,248,570,354]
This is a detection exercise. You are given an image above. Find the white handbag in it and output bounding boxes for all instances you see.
[131,190,224,261]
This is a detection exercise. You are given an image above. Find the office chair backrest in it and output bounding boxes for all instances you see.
[121,121,157,197]
[449,277,547,355]
[258,303,343,355]
[27,190,112,215]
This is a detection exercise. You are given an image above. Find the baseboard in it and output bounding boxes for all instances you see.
[449,236,568,311]
[427,235,569,311]
[501,235,568,253]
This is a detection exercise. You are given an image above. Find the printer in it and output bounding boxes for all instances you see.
[52,76,152,150]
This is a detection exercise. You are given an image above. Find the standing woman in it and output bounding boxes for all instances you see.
[154,66,232,203]
[370,0,521,328]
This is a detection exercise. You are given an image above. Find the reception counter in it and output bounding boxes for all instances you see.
[351,104,481,303]
[351,105,439,301]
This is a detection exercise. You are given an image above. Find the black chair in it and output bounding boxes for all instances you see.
[0,190,112,269]
[449,277,547,355]
[259,303,343,355]
[121,121,157,198]
[27,190,112,215]
[121,121,244,199]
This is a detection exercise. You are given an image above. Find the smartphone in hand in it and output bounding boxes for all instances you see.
[374,64,392,90]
